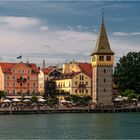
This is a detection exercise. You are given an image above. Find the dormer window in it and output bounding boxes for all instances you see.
[99,55,104,61]
[106,55,111,61]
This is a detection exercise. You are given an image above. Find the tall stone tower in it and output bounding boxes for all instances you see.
[91,11,114,107]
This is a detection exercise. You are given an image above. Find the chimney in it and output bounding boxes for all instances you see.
[43,60,45,69]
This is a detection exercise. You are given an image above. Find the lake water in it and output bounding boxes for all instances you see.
[0,113,140,139]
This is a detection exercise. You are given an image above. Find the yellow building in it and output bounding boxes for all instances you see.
[55,71,91,96]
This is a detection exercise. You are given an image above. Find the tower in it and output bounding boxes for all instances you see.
[91,11,114,107]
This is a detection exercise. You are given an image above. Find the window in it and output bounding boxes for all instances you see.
[79,75,81,80]
[6,76,9,80]
[69,82,71,87]
[86,82,88,85]
[13,90,15,95]
[63,82,65,87]
[106,55,111,61]
[28,76,30,80]
[13,83,15,87]
[75,90,77,93]
[20,83,22,87]
[75,81,77,85]
[82,90,84,93]
[104,78,106,83]
[27,90,30,95]
[13,76,15,80]
[86,90,88,93]
[7,83,9,87]
[99,55,104,61]
[28,83,30,87]
[104,89,106,92]
[20,90,22,94]
[33,83,36,87]
[81,75,84,80]
[18,70,20,74]
[13,70,15,73]
[28,70,30,74]
[104,69,106,73]
[79,90,81,93]
[22,70,24,74]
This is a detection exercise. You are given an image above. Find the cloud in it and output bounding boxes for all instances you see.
[113,32,140,36]
[0,16,139,66]
[0,16,41,28]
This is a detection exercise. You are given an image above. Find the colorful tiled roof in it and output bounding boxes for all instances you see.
[77,62,92,78]
[0,62,39,74]
[91,17,114,55]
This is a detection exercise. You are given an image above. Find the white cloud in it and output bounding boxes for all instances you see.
[0,16,41,28]
[113,32,140,36]
[0,16,139,65]
[40,26,48,31]
[113,32,129,36]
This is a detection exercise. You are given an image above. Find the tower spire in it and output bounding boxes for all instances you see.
[91,9,114,56]
[102,8,104,24]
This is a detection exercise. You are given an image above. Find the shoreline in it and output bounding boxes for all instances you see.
[0,107,140,115]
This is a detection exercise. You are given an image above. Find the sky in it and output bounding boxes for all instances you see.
[0,1,139,66]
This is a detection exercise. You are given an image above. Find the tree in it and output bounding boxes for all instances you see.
[121,89,136,97]
[0,90,6,100]
[127,93,137,102]
[114,52,140,94]
[31,95,38,103]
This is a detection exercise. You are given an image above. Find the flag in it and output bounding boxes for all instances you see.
[17,55,22,59]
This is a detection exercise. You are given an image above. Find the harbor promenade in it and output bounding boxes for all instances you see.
[0,105,140,115]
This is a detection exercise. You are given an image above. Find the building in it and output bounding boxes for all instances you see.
[55,71,91,96]
[91,13,114,106]
[0,62,39,96]
[38,61,61,94]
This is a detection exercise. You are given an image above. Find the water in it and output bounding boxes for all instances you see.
[0,113,140,139]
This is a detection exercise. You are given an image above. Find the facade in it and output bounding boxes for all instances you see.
[91,14,114,106]
[0,62,39,96]
[38,64,61,94]
[55,71,91,96]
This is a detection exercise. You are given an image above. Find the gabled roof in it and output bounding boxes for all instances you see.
[77,62,92,78]
[91,16,114,56]
[0,62,39,74]
[41,66,59,75]
[42,68,53,75]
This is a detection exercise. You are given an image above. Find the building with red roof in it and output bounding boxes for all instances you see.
[38,61,62,94]
[0,62,39,96]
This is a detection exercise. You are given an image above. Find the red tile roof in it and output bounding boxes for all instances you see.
[77,62,92,78]
[42,68,53,75]
[0,62,39,74]
[41,66,58,75]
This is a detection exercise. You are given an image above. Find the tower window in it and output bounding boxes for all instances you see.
[99,55,104,61]
[104,89,106,92]
[106,56,111,61]
[104,69,106,73]
[104,78,106,83]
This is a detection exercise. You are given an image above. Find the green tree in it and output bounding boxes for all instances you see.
[127,93,137,102]
[0,90,6,100]
[121,89,136,97]
[31,95,38,103]
[114,52,140,94]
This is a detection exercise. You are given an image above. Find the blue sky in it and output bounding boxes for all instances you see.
[0,1,139,66]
